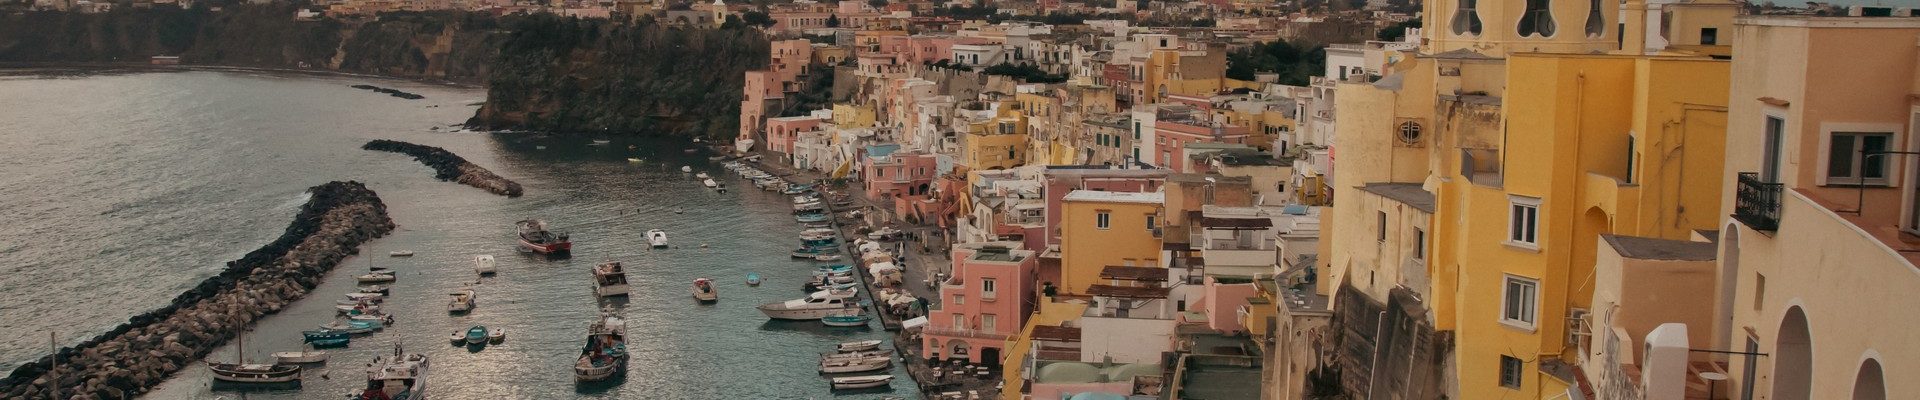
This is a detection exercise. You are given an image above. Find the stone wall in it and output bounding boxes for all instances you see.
[362,139,523,197]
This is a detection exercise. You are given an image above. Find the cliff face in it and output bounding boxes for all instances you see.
[466,16,769,138]
[0,5,503,83]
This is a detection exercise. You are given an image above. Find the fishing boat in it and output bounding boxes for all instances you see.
[303,330,350,348]
[448,289,476,313]
[489,328,506,344]
[821,311,872,327]
[209,329,302,384]
[829,375,893,390]
[516,219,572,254]
[746,273,762,286]
[836,339,884,352]
[389,250,415,257]
[464,326,489,346]
[757,288,861,320]
[357,272,396,284]
[273,350,328,364]
[351,344,429,400]
[819,355,891,374]
[473,254,497,275]
[593,261,631,297]
[646,229,669,249]
[575,312,629,382]
[691,278,718,303]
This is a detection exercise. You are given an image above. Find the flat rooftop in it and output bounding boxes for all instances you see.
[1359,182,1435,213]
[1602,234,1717,261]
[1062,190,1164,204]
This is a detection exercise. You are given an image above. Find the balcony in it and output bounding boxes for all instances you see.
[925,327,1011,341]
[1733,172,1783,231]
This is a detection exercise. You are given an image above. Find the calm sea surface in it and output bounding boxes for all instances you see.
[0,70,910,399]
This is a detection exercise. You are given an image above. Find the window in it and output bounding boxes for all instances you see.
[953,294,965,305]
[1584,0,1605,37]
[1413,228,1426,260]
[981,314,998,332]
[1133,122,1142,140]
[1827,132,1892,185]
[952,313,966,329]
[1450,0,1483,35]
[1502,275,1539,329]
[1499,355,1524,388]
[1145,214,1157,230]
[1096,211,1111,229]
[1625,134,1637,184]
[1508,196,1541,247]
[1518,0,1557,37]
[1700,27,1718,45]
[1377,211,1388,242]
[981,278,997,300]
[1762,116,1785,182]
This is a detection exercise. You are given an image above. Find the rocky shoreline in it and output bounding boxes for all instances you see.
[362,139,524,197]
[0,181,395,400]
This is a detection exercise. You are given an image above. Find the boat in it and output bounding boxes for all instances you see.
[357,272,396,284]
[702,178,719,188]
[695,172,711,179]
[757,288,861,320]
[464,326,489,346]
[473,254,497,275]
[345,292,385,301]
[590,139,611,146]
[516,219,572,254]
[800,228,837,239]
[273,350,328,364]
[575,312,630,382]
[348,312,394,326]
[795,213,830,223]
[210,329,301,384]
[805,281,859,293]
[359,285,391,295]
[303,329,351,346]
[351,344,428,400]
[681,165,692,173]
[593,261,631,297]
[822,349,895,360]
[489,328,506,344]
[792,248,841,259]
[320,319,382,334]
[448,289,476,313]
[746,273,762,286]
[837,339,884,352]
[692,278,718,303]
[866,227,904,241]
[815,265,855,272]
[814,254,844,262]
[821,311,872,327]
[646,229,669,249]
[819,355,891,374]
[389,250,415,257]
[626,158,642,163]
[830,375,893,390]
[447,331,465,345]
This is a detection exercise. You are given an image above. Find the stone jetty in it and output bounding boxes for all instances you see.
[362,139,524,197]
[0,181,394,400]
[348,84,425,100]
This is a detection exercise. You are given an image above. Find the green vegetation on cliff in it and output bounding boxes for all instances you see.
[468,15,769,138]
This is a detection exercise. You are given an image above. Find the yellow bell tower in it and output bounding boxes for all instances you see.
[1422,0,1621,57]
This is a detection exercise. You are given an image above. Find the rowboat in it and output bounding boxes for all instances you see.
[836,340,883,352]
[465,326,489,346]
[819,355,891,374]
[746,272,762,286]
[489,328,507,344]
[389,250,415,257]
[302,330,350,348]
[272,351,328,364]
[829,375,892,390]
[822,311,871,327]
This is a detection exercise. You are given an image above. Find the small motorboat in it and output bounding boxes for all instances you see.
[335,302,379,315]
[758,289,861,320]
[535,145,547,150]
[319,319,380,334]
[590,139,612,146]
[830,375,893,390]
[836,340,883,352]
[302,330,350,348]
[814,254,844,261]
[702,178,719,188]
[348,312,394,326]
[448,331,466,345]
[822,311,871,327]
[647,229,669,249]
[465,326,489,346]
[272,350,328,364]
[626,158,642,163]
[819,355,891,374]
[681,165,693,173]
[593,261,631,297]
[489,328,506,344]
[692,278,719,303]
[449,289,476,313]
[473,254,497,275]
[804,281,859,293]
[344,292,385,301]
[389,250,415,257]
[357,272,396,284]
[821,349,894,360]
[795,213,830,223]
[746,273,762,286]
[517,219,572,254]
[695,172,711,179]
[359,285,390,295]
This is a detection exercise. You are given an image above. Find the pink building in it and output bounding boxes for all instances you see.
[737,70,780,145]
[765,116,822,156]
[906,35,956,64]
[862,146,941,220]
[1187,276,1259,333]
[924,243,1037,364]
[769,39,813,87]
[1154,119,1248,173]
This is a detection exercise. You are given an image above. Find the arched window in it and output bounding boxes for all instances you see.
[1450,0,1484,36]
[1853,358,1886,400]
[1518,0,1558,37]
[1584,0,1606,37]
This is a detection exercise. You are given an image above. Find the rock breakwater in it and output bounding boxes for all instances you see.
[349,84,426,100]
[0,181,394,400]
[361,139,524,197]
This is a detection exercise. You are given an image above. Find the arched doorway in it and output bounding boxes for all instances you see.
[1853,358,1886,400]
[1772,306,1813,400]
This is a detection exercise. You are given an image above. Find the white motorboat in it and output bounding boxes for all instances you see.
[357,272,396,284]
[757,288,861,320]
[647,229,669,249]
[272,350,328,364]
[836,339,883,352]
[488,328,506,344]
[830,375,892,390]
[692,278,718,303]
[448,289,476,313]
[351,344,428,400]
[821,349,894,360]
[473,254,497,275]
[593,261,631,297]
[389,250,415,257]
[344,292,385,301]
[695,172,711,179]
[575,312,629,382]
[702,178,719,188]
[359,285,390,295]
[590,139,611,146]
[819,355,891,374]
[681,165,693,173]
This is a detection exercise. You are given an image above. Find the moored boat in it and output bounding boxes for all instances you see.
[594,261,631,297]
[795,213,830,223]
[489,328,506,344]
[757,288,861,320]
[303,330,350,348]
[829,375,892,390]
[575,312,629,382]
[352,344,428,400]
[692,278,718,303]
[320,319,382,334]
[357,272,396,284]
[694,172,711,179]
[836,339,883,352]
[465,326,489,346]
[517,219,572,254]
[448,289,476,313]
[473,254,497,275]
[210,329,301,384]
[680,165,692,173]
[646,229,669,249]
[273,350,328,364]
[359,285,391,295]
[819,355,891,374]
[702,178,719,188]
[389,250,415,257]
[746,272,762,286]
[821,311,871,327]
[448,331,465,345]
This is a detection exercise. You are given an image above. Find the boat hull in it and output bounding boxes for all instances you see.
[595,284,631,297]
[209,364,302,384]
[829,375,892,390]
[758,305,862,321]
[519,239,572,254]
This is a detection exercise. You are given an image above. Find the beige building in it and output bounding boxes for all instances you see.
[1716,15,1920,400]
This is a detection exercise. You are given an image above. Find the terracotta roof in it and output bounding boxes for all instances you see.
[1031,325,1082,342]
[1100,266,1167,281]
[1087,284,1171,298]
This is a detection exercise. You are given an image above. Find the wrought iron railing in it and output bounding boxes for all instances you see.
[1733,172,1783,231]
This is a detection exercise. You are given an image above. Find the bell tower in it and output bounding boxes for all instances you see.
[1422,0,1621,57]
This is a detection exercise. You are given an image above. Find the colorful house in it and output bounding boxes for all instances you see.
[923,243,1037,364]
[1057,190,1164,294]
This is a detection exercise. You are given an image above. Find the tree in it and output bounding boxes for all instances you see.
[721,14,745,29]
[741,10,775,27]
[867,0,887,9]
[825,13,840,27]
[1376,19,1421,41]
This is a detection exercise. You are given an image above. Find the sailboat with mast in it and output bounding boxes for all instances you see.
[207,328,302,384]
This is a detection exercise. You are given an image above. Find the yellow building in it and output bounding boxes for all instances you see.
[1015,90,1066,166]
[960,102,1028,171]
[1056,190,1163,294]
[831,103,876,128]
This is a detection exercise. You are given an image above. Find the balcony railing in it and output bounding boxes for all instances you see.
[1733,172,1783,231]
[924,327,1010,341]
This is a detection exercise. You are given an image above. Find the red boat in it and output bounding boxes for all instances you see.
[518,219,572,254]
